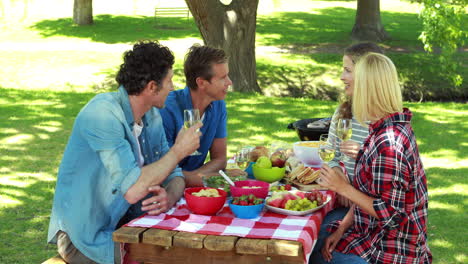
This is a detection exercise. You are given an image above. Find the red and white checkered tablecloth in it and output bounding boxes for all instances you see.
[125,190,336,264]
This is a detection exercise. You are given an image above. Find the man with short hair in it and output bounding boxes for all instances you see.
[47,41,201,264]
[160,45,232,186]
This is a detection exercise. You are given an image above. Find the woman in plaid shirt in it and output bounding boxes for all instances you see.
[315,53,432,264]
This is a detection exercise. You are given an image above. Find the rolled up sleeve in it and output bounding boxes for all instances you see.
[371,147,410,229]
[160,125,184,186]
[79,101,141,195]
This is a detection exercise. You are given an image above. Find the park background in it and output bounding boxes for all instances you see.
[0,0,466,263]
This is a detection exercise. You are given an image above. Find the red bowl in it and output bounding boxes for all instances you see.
[230,180,269,199]
[184,187,227,215]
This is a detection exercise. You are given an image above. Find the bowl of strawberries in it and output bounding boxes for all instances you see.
[230,180,269,199]
[229,194,265,219]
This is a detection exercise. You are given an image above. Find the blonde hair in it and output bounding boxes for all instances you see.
[352,53,402,125]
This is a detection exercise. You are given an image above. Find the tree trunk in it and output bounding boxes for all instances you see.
[73,0,93,25]
[185,0,261,93]
[351,0,389,42]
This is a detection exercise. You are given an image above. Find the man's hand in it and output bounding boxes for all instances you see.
[321,229,345,262]
[141,185,169,215]
[172,123,202,160]
[339,140,360,160]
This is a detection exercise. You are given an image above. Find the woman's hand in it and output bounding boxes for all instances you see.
[141,185,170,215]
[340,140,361,160]
[321,229,345,262]
[318,164,350,193]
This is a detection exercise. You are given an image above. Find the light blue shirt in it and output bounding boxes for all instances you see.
[160,87,227,171]
[47,86,183,264]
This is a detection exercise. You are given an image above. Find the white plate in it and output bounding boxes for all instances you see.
[265,195,331,216]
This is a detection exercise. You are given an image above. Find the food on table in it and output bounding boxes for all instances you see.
[297,141,321,148]
[269,184,292,192]
[298,169,320,184]
[256,156,272,169]
[266,190,325,211]
[288,165,320,184]
[241,186,262,189]
[192,189,220,197]
[249,146,269,162]
[231,194,263,206]
[204,174,246,193]
[270,150,287,168]
[285,156,302,174]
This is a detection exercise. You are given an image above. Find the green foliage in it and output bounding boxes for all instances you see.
[415,0,467,86]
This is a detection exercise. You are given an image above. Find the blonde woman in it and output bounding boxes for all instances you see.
[311,43,384,262]
[314,53,432,263]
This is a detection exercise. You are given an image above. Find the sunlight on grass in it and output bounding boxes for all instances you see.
[429,184,467,196]
[429,201,462,213]
[455,254,467,263]
[1,134,33,145]
[432,239,453,249]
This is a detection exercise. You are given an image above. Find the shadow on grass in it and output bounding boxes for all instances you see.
[0,87,95,263]
[30,15,200,44]
[256,7,422,48]
[0,87,466,263]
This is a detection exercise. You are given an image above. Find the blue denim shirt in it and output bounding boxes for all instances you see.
[160,86,227,171]
[47,86,183,264]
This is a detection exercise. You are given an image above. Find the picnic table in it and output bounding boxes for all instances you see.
[113,191,336,264]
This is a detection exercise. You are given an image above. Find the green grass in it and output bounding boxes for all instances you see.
[1,88,467,263]
[0,0,467,263]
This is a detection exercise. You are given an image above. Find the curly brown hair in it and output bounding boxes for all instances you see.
[116,40,174,95]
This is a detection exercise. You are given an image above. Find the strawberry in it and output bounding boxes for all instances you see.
[247,194,256,203]
[240,200,249,206]
[284,184,292,191]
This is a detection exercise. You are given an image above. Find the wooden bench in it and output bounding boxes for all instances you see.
[154,7,190,25]
[42,255,67,264]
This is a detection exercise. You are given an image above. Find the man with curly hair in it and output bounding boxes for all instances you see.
[160,45,234,187]
[47,41,201,264]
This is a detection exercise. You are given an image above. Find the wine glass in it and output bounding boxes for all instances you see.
[184,109,202,156]
[318,135,336,164]
[235,147,251,170]
[336,118,352,160]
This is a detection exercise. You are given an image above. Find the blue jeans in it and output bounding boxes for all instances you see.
[310,251,367,264]
[309,207,367,264]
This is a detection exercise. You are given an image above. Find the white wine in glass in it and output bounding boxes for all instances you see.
[319,146,335,162]
[184,109,202,156]
[336,118,352,161]
[235,148,250,170]
[336,119,352,141]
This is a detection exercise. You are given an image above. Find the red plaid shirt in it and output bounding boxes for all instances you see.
[329,109,432,263]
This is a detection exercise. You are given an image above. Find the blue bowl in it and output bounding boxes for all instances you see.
[228,199,265,219]
[245,162,255,179]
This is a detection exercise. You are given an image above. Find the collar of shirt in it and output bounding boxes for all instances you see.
[118,85,148,129]
[369,107,412,133]
[182,86,213,112]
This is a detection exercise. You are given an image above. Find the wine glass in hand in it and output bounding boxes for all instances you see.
[336,118,352,160]
[184,109,202,156]
[318,135,336,164]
